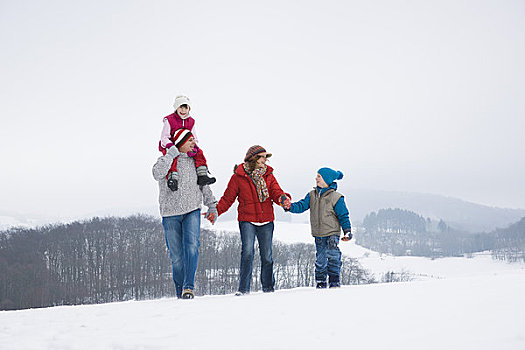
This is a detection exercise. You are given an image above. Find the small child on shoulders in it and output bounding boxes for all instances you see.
[158,95,215,191]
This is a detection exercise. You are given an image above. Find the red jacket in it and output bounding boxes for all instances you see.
[217,164,286,223]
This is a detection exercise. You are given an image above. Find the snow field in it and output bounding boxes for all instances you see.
[1,272,525,350]
[1,221,525,349]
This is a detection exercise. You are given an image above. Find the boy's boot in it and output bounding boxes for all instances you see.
[329,276,340,288]
[196,166,216,186]
[167,172,179,191]
[316,281,327,289]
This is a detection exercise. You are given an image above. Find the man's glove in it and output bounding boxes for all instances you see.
[167,145,180,158]
[342,228,352,241]
[206,206,218,224]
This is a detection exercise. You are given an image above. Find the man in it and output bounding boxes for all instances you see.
[152,129,217,299]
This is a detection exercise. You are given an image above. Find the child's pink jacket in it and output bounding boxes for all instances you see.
[159,112,199,151]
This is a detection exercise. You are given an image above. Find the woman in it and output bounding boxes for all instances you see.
[215,145,289,295]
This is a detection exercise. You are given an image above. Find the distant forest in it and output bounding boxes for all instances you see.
[356,208,525,260]
[3,210,523,311]
[0,216,374,311]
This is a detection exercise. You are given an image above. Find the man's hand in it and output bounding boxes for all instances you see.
[167,145,180,158]
[206,206,218,224]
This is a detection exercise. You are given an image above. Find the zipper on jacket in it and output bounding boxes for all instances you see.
[317,190,321,229]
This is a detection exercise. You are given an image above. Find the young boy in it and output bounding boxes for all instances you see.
[158,95,216,191]
[283,167,352,288]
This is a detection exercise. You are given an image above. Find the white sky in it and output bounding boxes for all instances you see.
[1,0,524,219]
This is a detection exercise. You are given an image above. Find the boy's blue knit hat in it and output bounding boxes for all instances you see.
[318,167,344,185]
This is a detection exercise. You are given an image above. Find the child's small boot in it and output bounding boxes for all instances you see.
[196,166,216,186]
[167,172,179,191]
[316,281,327,289]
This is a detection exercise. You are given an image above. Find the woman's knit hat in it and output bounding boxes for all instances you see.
[173,95,191,111]
[173,129,193,148]
[318,167,344,185]
[244,145,272,162]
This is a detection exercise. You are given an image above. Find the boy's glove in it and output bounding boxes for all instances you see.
[341,228,352,241]
[206,206,218,224]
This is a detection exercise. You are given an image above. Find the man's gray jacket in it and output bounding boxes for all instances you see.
[152,151,216,217]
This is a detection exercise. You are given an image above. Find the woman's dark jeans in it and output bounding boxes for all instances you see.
[238,221,275,293]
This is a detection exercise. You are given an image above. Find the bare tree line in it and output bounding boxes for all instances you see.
[0,215,373,310]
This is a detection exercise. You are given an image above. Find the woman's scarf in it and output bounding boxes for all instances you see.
[244,163,269,202]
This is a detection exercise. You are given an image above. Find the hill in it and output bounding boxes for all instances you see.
[337,188,525,232]
[2,189,524,233]
[2,218,525,349]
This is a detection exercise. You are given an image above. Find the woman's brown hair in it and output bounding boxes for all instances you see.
[244,157,258,173]
[233,159,256,173]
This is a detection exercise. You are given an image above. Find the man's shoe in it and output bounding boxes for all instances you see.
[329,282,341,288]
[234,291,245,296]
[182,289,194,299]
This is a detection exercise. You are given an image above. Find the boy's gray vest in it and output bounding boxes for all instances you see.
[309,188,343,237]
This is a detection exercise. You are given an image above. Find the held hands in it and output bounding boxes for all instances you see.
[205,206,218,225]
[279,194,292,210]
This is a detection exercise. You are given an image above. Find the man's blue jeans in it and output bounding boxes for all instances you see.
[314,235,342,283]
[162,209,201,298]
[238,221,275,293]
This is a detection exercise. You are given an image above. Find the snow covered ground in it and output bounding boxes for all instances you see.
[1,221,525,349]
[1,272,524,349]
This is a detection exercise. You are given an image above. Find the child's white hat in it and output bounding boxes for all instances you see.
[173,95,191,110]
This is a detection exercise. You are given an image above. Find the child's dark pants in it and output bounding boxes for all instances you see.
[314,235,342,284]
